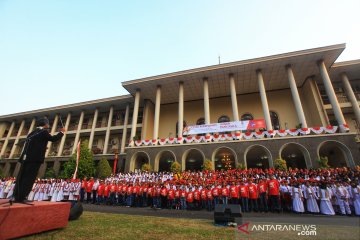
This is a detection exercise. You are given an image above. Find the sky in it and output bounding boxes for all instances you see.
[0,0,359,116]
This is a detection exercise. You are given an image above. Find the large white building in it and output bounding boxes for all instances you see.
[0,43,359,177]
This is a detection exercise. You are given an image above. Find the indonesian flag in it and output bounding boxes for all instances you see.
[73,140,81,180]
[247,119,266,130]
[323,125,338,134]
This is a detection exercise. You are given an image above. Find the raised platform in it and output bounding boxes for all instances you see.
[0,200,71,240]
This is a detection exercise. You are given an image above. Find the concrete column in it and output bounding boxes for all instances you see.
[120,104,130,153]
[45,114,59,157]
[72,111,84,154]
[130,89,141,146]
[0,121,15,158]
[103,106,114,154]
[153,85,161,139]
[229,74,239,121]
[318,60,346,128]
[57,113,71,157]
[342,72,360,125]
[88,108,99,149]
[53,159,61,175]
[9,120,25,158]
[28,118,36,133]
[203,78,211,124]
[178,81,184,138]
[257,70,273,130]
[286,65,308,128]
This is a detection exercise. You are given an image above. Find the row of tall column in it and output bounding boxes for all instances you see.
[128,60,359,145]
[0,105,131,159]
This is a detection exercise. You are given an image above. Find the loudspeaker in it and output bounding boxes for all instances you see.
[68,202,83,221]
[214,204,242,224]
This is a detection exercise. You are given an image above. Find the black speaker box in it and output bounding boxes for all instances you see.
[214,204,242,224]
[68,202,83,221]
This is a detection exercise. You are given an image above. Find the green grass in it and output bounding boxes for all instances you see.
[22,211,360,240]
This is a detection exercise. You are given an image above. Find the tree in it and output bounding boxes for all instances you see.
[318,156,330,169]
[202,159,213,171]
[44,167,56,179]
[62,140,95,179]
[141,163,152,172]
[97,158,112,178]
[274,158,287,171]
[236,163,246,170]
[170,161,181,173]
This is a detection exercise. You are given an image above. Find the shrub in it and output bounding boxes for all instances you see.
[318,156,330,169]
[44,167,56,179]
[202,159,213,171]
[96,158,112,178]
[141,163,152,172]
[236,163,246,170]
[274,158,287,171]
[170,161,181,173]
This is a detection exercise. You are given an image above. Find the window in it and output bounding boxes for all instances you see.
[270,111,280,130]
[241,113,253,121]
[218,115,230,123]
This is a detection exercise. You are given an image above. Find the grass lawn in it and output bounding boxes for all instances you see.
[22,211,360,240]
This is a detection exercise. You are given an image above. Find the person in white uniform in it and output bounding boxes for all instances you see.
[319,181,335,215]
[334,182,351,215]
[291,182,305,213]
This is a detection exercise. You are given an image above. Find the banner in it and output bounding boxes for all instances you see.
[182,119,265,135]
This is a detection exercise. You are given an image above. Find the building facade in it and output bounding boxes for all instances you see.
[1,44,359,177]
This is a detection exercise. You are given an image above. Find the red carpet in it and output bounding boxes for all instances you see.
[0,200,71,240]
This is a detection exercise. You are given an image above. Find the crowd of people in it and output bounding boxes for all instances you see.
[1,167,360,216]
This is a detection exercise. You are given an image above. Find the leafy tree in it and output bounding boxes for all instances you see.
[141,163,152,172]
[96,158,112,178]
[236,163,246,170]
[274,158,287,171]
[170,161,181,173]
[318,156,330,169]
[44,167,56,179]
[62,140,95,179]
[202,159,213,171]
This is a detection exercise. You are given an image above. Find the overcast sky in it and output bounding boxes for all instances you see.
[0,0,359,115]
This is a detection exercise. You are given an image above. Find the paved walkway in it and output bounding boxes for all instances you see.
[83,204,360,227]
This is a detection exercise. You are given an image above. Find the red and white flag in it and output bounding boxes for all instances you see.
[73,140,81,179]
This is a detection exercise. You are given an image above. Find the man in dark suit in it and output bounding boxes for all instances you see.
[13,117,65,203]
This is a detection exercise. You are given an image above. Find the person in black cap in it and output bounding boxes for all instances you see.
[13,117,65,203]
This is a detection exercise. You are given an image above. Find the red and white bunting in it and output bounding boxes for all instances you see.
[135,140,143,146]
[212,134,221,142]
[185,136,194,143]
[159,138,167,145]
[204,135,213,142]
[286,129,299,136]
[168,138,176,144]
[224,133,234,141]
[323,125,338,134]
[340,123,349,132]
[151,139,158,145]
[234,132,242,140]
[243,132,254,140]
[264,130,276,137]
[194,136,204,143]
[176,137,183,144]
[298,128,310,135]
[254,131,265,139]
[311,127,323,134]
[143,139,152,146]
[277,130,287,137]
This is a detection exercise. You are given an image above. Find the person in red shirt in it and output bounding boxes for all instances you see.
[96,180,105,205]
[167,186,175,209]
[239,180,249,212]
[160,184,168,209]
[267,175,280,213]
[86,177,94,203]
[230,182,239,204]
[186,187,194,210]
[109,180,117,205]
[103,181,110,205]
[180,186,187,210]
[147,184,154,208]
[132,183,140,207]
[206,186,214,211]
[248,178,258,212]
[200,186,207,209]
[221,183,229,205]
[126,183,133,207]
[174,185,181,210]
[258,178,268,212]
[193,185,201,209]
[80,177,87,202]
[211,185,220,205]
